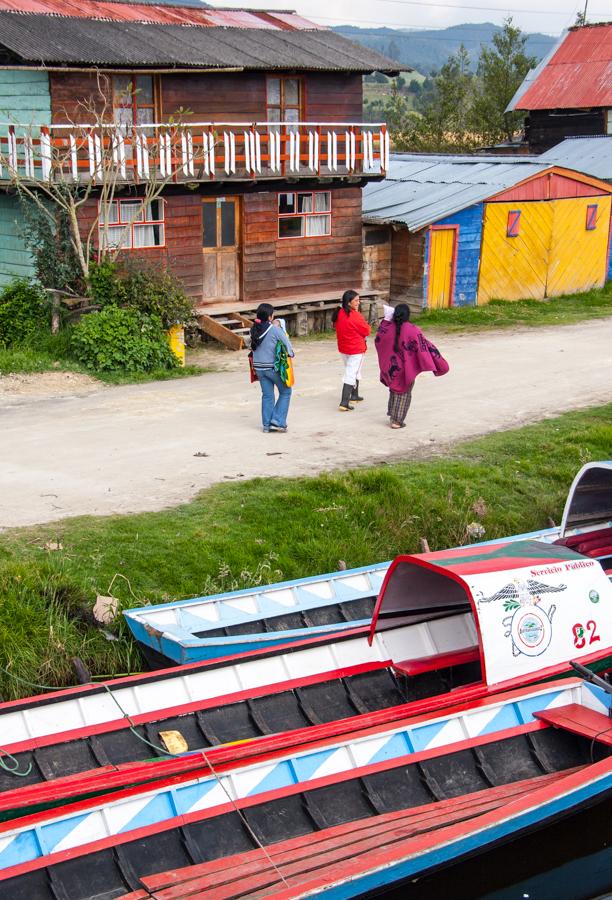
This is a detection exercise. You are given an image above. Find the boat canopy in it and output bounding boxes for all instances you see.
[560,461,612,536]
[370,539,612,687]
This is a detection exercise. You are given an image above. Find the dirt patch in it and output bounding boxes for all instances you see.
[0,371,103,406]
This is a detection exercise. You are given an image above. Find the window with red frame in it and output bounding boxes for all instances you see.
[586,204,598,231]
[99,199,165,250]
[278,192,331,238]
[506,210,521,238]
[112,74,157,132]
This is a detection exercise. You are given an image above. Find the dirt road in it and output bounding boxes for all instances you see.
[1,320,611,529]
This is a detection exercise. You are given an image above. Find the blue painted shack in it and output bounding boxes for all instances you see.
[363,153,545,310]
[362,152,612,310]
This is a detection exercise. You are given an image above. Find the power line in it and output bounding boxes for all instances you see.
[354,0,585,15]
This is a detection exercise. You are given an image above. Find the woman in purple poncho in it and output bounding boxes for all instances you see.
[374,304,449,429]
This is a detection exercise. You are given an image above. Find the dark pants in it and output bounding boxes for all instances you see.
[388,386,413,425]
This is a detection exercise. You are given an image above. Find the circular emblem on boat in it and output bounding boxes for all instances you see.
[589,589,600,604]
[511,607,552,656]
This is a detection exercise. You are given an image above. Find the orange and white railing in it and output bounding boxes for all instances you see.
[0,121,390,183]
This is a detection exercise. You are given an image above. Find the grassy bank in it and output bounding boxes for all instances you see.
[0,403,610,699]
[419,282,612,331]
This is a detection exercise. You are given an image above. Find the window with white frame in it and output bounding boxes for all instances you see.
[278,192,331,238]
[606,109,612,135]
[99,199,165,250]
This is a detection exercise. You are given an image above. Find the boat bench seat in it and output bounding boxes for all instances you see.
[392,645,479,678]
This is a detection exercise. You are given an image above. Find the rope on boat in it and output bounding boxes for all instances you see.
[0,666,291,888]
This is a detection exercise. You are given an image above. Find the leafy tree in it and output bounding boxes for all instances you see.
[410,45,477,151]
[471,18,536,143]
[19,191,86,295]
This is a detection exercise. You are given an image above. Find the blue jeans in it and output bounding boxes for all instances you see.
[258,368,292,428]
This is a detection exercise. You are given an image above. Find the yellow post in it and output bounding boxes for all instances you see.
[167,324,185,366]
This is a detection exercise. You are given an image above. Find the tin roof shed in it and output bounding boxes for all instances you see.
[539,136,612,181]
[362,154,547,231]
[508,23,612,112]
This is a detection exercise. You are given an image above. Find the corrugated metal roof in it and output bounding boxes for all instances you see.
[0,11,398,70]
[540,136,612,181]
[0,0,315,29]
[362,153,548,231]
[509,23,612,111]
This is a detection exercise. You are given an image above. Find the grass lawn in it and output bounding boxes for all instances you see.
[0,403,610,698]
[419,282,612,331]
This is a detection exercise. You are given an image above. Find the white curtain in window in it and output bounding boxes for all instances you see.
[299,194,313,213]
[133,225,156,248]
[314,192,330,212]
[104,226,131,249]
[305,214,330,237]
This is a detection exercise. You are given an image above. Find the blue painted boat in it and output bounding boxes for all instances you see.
[0,673,609,899]
[124,461,612,667]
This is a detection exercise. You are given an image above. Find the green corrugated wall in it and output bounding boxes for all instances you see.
[0,70,51,286]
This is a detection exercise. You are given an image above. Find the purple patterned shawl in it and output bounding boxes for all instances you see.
[374,320,449,393]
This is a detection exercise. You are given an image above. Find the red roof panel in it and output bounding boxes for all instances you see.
[516,24,612,109]
[0,0,318,28]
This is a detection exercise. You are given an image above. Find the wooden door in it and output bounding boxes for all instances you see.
[478,201,553,304]
[428,227,456,309]
[546,196,611,297]
[202,197,241,302]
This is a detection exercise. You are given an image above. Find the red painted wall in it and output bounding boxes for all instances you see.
[492,172,609,203]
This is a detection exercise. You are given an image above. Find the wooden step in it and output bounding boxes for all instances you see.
[197,314,245,351]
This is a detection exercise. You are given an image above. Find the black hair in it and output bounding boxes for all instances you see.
[393,303,410,351]
[332,289,359,324]
[250,303,275,350]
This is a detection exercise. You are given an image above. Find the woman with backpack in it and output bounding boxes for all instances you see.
[332,289,371,412]
[250,303,294,433]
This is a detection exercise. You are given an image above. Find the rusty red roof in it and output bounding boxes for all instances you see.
[0,0,322,29]
[511,23,612,110]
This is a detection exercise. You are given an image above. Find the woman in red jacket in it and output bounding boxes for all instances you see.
[332,290,371,411]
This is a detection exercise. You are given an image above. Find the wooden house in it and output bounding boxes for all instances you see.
[0,0,397,345]
[363,153,612,310]
[508,23,612,153]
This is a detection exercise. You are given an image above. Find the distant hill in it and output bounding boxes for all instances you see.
[334,22,557,74]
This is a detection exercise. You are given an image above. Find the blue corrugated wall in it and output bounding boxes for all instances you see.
[607,228,612,283]
[0,70,51,287]
[422,203,484,307]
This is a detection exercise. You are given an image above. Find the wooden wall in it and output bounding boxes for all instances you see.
[526,109,605,153]
[242,187,362,302]
[362,225,391,296]
[50,71,363,124]
[390,228,425,310]
[79,193,203,299]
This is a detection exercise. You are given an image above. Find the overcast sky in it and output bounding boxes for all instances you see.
[213,0,610,37]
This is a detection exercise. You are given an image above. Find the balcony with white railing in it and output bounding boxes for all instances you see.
[0,121,390,185]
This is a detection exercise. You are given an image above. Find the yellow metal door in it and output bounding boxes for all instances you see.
[428,228,455,309]
[478,201,553,303]
[546,196,611,297]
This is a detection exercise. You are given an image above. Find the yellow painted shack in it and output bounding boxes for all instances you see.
[478,168,612,303]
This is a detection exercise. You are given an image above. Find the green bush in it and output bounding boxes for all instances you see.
[87,259,127,308]
[70,306,179,373]
[123,267,194,329]
[87,260,193,329]
[0,279,48,348]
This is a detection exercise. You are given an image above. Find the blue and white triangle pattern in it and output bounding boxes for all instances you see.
[0,683,577,872]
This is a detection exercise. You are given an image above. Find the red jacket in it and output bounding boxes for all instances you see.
[334,308,371,354]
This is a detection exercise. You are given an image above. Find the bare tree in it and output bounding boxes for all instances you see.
[0,72,198,281]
